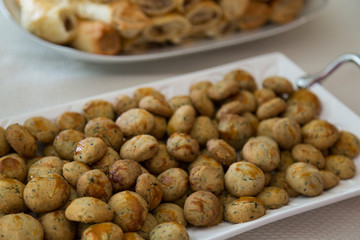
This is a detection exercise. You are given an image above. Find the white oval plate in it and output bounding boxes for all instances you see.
[1,52,360,239]
[1,0,327,63]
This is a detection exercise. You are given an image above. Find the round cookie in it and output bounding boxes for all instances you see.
[224,197,266,223]
[224,161,265,197]
[91,147,120,173]
[39,210,76,240]
[133,87,165,103]
[0,213,44,240]
[256,97,287,120]
[56,111,87,132]
[167,105,196,135]
[319,170,340,190]
[24,116,59,143]
[63,161,91,187]
[330,130,360,159]
[224,69,257,91]
[262,76,294,95]
[0,178,27,214]
[82,99,115,121]
[189,88,215,118]
[139,95,173,118]
[256,186,289,209]
[189,165,224,195]
[77,169,113,202]
[166,133,199,163]
[206,138,237,166]
[65,197,114,223]
[157,168,189,202]
[135,173,163,211]
[149,222,189,240]
[272,117,302,149]
[0,153,27,182]
[27,156,64,181]
[325,155,356,179]
[116,108,155,137]
[113,94,138,116]
[74,137,107,164]
[5,123,37,158]
[143,142,179,175]
[189,116,219,146]
[108,159,142,192]
[291,144,325,169]
[53,129,85,160]
[153,203,186,226]
[137,213,158,239]
[120,134,159,162]
[82,222,124,240]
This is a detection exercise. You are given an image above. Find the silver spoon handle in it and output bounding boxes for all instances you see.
[295,53,360,88]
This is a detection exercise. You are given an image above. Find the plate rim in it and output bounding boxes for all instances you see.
[0,0,328,63]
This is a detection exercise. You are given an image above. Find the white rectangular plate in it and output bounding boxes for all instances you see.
[1,52,360,239]
[0,0,327,63]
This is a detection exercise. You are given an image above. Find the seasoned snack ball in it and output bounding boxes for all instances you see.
[189,88,215,118]
[0,213,44,240]
[184,191,221,227]
[167,105,196,135]
[150,116,167,140]
[272,118,301,149]
[108,191,148,232]
[157,168,189,202]
[135,173,163,211]
[113,94,138,116]
[84,117,124,151]
[65,197,114,223]
[206,139,237,166]
[256,97,287,120]
[216,100,246,120]
[168,95,192,112]
[0,178,27,214]
[108,159,142,192]
[56,111,87,131]
[63,161,91,187]
[53,129,85,160]
[137,213,158,239]
[82,222,124,240]
[301,119,340,150]
[257,117,280,139]
[224,197,266,223]
[325,155,356,179]
[330,130,360,159]
[243,136,280,172]
[166,133,199,163]
[190,116,219,146]
[0,126,10,157]
[133,87,165,104]
[5,123,37,158]
[286,162,324,197]
[207,78,239,101]
[83,99,115,121]
[0,153,27,182]
[27,156,64,181]
[144,142,179,175]
[224,69,257,91]
[74,137,107,164]
[149,222,189,240]
[270,171,300,198]
[319,170,340,190]
[189,165,224,195]
[262,76,294,95]
[120,134,159,162]
[256,186,289,209]
[92,147,120,173]
[229,90,257,113]
[139,95,173,118]
[153,203,186,226]
[116,108,155,137]
[24,116,59,143]
[291,144,325,169]
[287,88,321,115]
[77,169,113,202]
[24,174,70,213]
[254,88,276,105]
[40,210,76,240]
[225,161,265,197]
[188,154,224,177]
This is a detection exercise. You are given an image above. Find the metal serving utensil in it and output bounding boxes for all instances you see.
[296,53,360,89]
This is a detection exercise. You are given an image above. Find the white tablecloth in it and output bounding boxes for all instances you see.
[1,0,360,239]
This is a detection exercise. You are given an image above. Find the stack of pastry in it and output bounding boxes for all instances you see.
[18,0,304,55]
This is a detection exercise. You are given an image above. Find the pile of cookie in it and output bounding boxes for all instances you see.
[18,0,304,55]
[0,69,359,240]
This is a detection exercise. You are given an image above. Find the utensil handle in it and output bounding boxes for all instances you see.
[295,53,360,88]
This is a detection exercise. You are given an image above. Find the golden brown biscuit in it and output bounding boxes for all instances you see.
[256,186,289,209]
[27,156,64,181]
[40,210,76,240]
[0,213,44,240]
[5,123,37,158]
[166,133,199,163]
[0,178,27,214]
[243,136,280,172]
[91,147,120,173]
[149,222,189,240]
[330,130,360,159]
[84,117,124,151]
[206,139,237,166]
[113,94,138,116]
[286,162,324,197]
[228,90,257,113]
[74,137,108,164]
[287,89,321,116]
[83,99,115,121]
[207,78,239,101]
[0,126,10,157]
[189,165,224,195]
[302,119,340,150]
[120,134,159,162]
[157,168,189,202]
[218,114,253,150]
[319,170,340,190]
[116,108,155,137]
[108,190,148,232]
[137,213,158,239]
[225,161,265,197]
[133,87,165,104]
[282,102,318,125]
[63,161,91,187]
[189,116,219,146]
[139,95,173,118]
[135,173,163,211]
[53,129,85,160]
[262,76,294,95]
[168,95,193,112]
[256,97,287,120]
[77,169,113,202]
[224,69,257,91]
[257,117,280,139]
[56,111,87,132]
[153,203,186,226]
[108,159,142,192]
[325,155,356,179]
[65,197,114,223]
[224,197,266,223]
[188,154,224,177]
[24,174,70,213]
[216,101,246,120]
[291,144,325,169]
[0,153,27,182]
[254,88,276,106]
[143,142,179,175]
[189,89,215,118]
[149,116,167,140]
[24,116,59,143]
[184,191,221,227]
[270,171,300,198]
[82,222,124,240]
[167,105,196,135]
[272,117,302,149]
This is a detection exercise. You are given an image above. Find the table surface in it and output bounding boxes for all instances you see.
[1,0,360,239]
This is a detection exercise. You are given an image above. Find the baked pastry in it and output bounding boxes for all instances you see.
[0,213,44,240]
[0,178,27,214]
[5,123,37,158]
[39,210,76,240]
